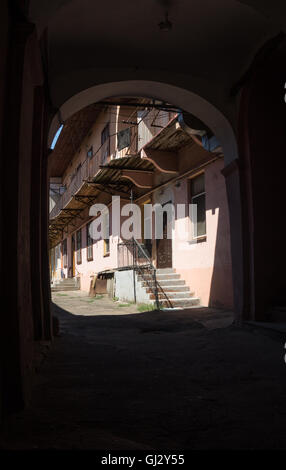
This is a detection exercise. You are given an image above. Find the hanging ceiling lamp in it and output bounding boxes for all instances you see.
[158,11,173,31]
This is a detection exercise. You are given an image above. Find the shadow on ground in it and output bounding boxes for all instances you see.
[1,293,286,449]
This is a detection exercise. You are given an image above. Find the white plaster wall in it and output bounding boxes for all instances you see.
[115,270,152,304]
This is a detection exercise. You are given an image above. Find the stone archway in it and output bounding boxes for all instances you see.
[48,80,238,165]
[48,80,246,322]
[2,0,286,425]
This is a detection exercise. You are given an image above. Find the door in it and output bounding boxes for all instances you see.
[156,210,172,268]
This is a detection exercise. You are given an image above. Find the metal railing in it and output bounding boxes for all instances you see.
[49,149,102,220]
[117,240,150,269]
[117,238,173,309]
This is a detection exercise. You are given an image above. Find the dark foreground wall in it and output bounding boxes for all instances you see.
[238,38,286,320]
[0,1,286,425]
[0,2,52,421]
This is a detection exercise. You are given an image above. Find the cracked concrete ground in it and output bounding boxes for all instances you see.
[1,291,286,449]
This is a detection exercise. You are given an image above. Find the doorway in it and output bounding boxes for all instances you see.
[156,209,172,268]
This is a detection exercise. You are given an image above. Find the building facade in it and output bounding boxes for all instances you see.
[49,100,233,309]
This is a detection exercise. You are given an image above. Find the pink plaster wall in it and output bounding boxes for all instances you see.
[173,159,233,308]
[61,199,131,292]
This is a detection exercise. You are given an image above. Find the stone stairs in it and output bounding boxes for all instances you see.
[138,268,200,308]
[51,277,80,292]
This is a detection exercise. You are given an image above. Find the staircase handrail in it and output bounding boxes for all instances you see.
[132,237,173,309]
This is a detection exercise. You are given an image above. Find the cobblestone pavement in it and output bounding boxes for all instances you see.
[1,292,286,449]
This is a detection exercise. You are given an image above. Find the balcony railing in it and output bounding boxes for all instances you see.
[49,149,102,220]
[117,240,150,269]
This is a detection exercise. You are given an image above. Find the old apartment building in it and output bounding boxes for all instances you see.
[49,99,233,309]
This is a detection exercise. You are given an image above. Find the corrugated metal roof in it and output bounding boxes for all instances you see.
[93,155,154,183]
[144,118,194,152]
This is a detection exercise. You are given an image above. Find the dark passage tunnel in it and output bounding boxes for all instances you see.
[1,0,286,450]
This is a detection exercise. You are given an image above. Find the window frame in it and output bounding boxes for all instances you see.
[189,173,207,240]
[86,222,93,262]
[76,229,82,264]
[62,238,67,268]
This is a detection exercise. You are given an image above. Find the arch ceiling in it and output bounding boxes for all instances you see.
[27,0,286,160]
[48,80,238,165]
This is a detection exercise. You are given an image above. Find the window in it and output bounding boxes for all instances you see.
[87,146,93,159]
[117,127,131,151]
[86,222,93,261]
[101,123,110,164]
[190,173,206,238]
[104,238,110,256]
[76,229,82,264]
[62,238,67,268]
[103,210,110,256]
[101,123,109,144]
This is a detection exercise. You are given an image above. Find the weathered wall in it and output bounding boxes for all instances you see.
[59,199,129,292]
[0,11,50,419]
[238,39,286,319]
[114,270,152,304]
[0,0,9,424]
[173,159,233,308]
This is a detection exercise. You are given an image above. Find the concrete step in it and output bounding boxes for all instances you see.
[158,279,185,286]
[159,297,200,308]
[156,273,181,280]
[51,286,80,292]
[138,273,181,282]
[146,285,190,293]
[52,277,79,289]
[55,282,77,287]
[156,268,176,274]
[149,291,194,300]
[136,269,200,308]
[164,291,193,299]
[141,279,186,287]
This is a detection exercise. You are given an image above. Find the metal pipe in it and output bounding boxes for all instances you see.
[96,101,181,112]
